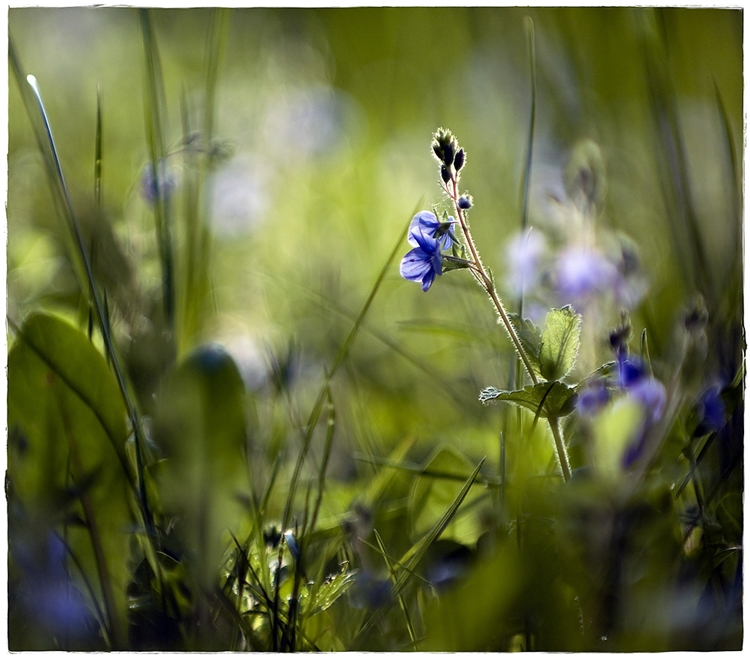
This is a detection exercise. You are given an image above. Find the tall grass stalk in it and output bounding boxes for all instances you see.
[140,8,175,336]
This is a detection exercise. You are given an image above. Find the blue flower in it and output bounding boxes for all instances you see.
[555,246,618,306]
[401,224,444,292]
[627,377,666,424]
[617,356,646,389]
[576,382,610,417]
[617,356,665,422]
[695,385,725,435]
[141,159,176,205]
[409,211,455,251]
[613,353,666,467]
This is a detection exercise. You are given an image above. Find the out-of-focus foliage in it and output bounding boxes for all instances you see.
[7,7,742,651]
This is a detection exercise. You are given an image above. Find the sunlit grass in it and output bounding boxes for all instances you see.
[7,7,742,651]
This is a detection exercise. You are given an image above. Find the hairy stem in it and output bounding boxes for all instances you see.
[447,178,538,385]
[445,175,572,482]
[548,415,572,482]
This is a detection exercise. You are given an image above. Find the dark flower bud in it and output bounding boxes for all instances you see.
[458,195,472,210]
[443,141,454,166]
[432,143,444,162]
[454,148,465,171]
[684,297,708,333]
[609,317,632,355]
[440,165,451,183]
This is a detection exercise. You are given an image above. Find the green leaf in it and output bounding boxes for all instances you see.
[7,312,133,647]
[152,343,249,592]
[508,312,543,379]
[479,381,577,419]
[300,565,356,616]
[442,256,470,272]
[539,306,582,381]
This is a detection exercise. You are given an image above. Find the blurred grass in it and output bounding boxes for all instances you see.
[7,6,743,651]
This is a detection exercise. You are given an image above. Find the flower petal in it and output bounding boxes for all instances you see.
[400,248,432,281]
[408,211,439,246]
[421,268,436,292]
[411,225,440,254]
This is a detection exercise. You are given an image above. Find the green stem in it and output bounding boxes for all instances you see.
[446,175,572,482]
[548,415,572,482]
[448,179,538,385]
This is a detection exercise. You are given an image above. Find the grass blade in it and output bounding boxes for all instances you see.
[373,530,417,647]
[279,204,417,534]
[355,456,486,642]
[140,8,175,333]
[94,85,103,212]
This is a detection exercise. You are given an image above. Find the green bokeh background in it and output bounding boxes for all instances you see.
[7,7,743,651]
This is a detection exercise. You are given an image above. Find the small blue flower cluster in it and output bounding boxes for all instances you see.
[400,211,456,292]
[576,332,667,468]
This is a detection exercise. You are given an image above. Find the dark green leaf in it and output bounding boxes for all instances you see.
[8,312,133,646]
[152,343,249,591]
[479,381,577,419]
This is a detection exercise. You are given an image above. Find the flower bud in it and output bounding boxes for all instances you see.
[443,141,454,166]
[458,195,472,210]
[440,165,451,183]
[609,320,632,355]
[454,148,465,171]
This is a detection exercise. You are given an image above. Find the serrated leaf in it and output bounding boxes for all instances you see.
[479,381,577,419]
[508,313,543,379]
[539,306,582,381]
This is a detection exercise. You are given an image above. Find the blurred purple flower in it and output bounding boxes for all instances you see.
[505,228,546,297]
[576,382,610,417]
[627,377,667,424]
[409,210,455,251]
[141,159,176,205]
[617,355,666,423]
[14,533,92,636]
[695,385,725,435]
[617,356,646,389]
[400,223,443,292]
[615,354,667,467]
[555,246,618,306]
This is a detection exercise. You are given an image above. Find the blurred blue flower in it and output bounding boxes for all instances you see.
[400,224,443,292]
[617,355,666,424]
[576,382,610,417]
[614,353,667,467]
[350,571,391,609]
[555,246,618,306]
[13,532,93,637]
[627,377,667,424]
[695,385,725,435]
[409,210,455,251]
[141,159,176,205]
[505,228,546,298]
[617,356,646,389]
